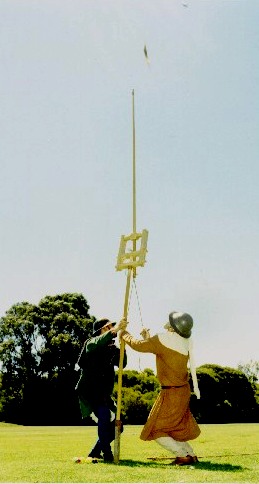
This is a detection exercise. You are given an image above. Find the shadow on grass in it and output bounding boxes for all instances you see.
[190,461,244,472]
[118,459,245,472]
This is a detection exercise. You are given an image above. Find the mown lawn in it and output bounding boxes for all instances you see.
[0,422,259,482]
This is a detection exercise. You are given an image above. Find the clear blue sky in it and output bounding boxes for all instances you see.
[1,0,259,372]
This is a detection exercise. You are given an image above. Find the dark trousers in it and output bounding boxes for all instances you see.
[88,405,115,459]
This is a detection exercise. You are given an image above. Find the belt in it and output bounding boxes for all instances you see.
[161,385,183,389]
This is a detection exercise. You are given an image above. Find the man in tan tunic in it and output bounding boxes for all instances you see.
[120,311,201,465]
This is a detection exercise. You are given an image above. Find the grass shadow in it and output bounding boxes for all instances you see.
[107,460,165,468]
[117,459,245,472]
[193,460,244,472]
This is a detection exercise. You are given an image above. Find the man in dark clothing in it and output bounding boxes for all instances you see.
[76,318,127,462]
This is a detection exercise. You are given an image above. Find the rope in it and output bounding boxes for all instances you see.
[127,274,144,326]
[132,277,144,328]
[126,275,144,372]
[127,273,134,315]
[148,452,259,460]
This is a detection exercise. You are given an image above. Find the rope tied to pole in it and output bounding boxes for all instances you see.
[127,275,145,372]
[128,276,144,329]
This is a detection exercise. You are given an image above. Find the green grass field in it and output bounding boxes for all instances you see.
[0,422,259,482]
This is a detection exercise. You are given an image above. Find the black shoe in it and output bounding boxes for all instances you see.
[103,453,114,463]
[88,453,102,459]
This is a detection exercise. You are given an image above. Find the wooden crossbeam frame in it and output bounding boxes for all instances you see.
[116,229,148,271]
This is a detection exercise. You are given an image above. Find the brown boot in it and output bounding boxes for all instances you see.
[172,455,199,466]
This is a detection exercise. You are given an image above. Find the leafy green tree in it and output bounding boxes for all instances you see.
[0,302,39,423]
[113,369,160,424]
[0,293,94,424]
[120,387,151,424]
[254,383,259,406]
[193,364,259,423]
[238,360,259,384]
[35,293,93,378]
[120,368,160,393]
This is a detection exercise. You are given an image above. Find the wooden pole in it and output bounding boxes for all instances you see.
[114,268,132,463]
[114,90,137,464]
[132,89,137,279]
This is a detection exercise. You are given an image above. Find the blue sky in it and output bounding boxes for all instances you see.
[1,0,259,372]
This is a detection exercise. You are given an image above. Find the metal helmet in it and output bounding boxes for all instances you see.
[168,311,193,339]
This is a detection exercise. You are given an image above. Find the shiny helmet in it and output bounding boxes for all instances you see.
[168,311,193,338]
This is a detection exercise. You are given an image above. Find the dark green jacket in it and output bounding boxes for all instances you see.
[76,330,127,418]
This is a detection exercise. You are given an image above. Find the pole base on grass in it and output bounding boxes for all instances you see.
[114,420,122,464]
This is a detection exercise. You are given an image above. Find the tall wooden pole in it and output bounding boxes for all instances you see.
[114,90,137,464]
[132,90,137,279]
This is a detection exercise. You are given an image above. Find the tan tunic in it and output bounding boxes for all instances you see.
[122,331,201,442]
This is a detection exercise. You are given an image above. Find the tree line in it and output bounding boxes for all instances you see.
[0,293,258,425]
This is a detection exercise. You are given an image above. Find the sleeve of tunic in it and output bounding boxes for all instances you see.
[86,331,114,352]
[121,331,158,354]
